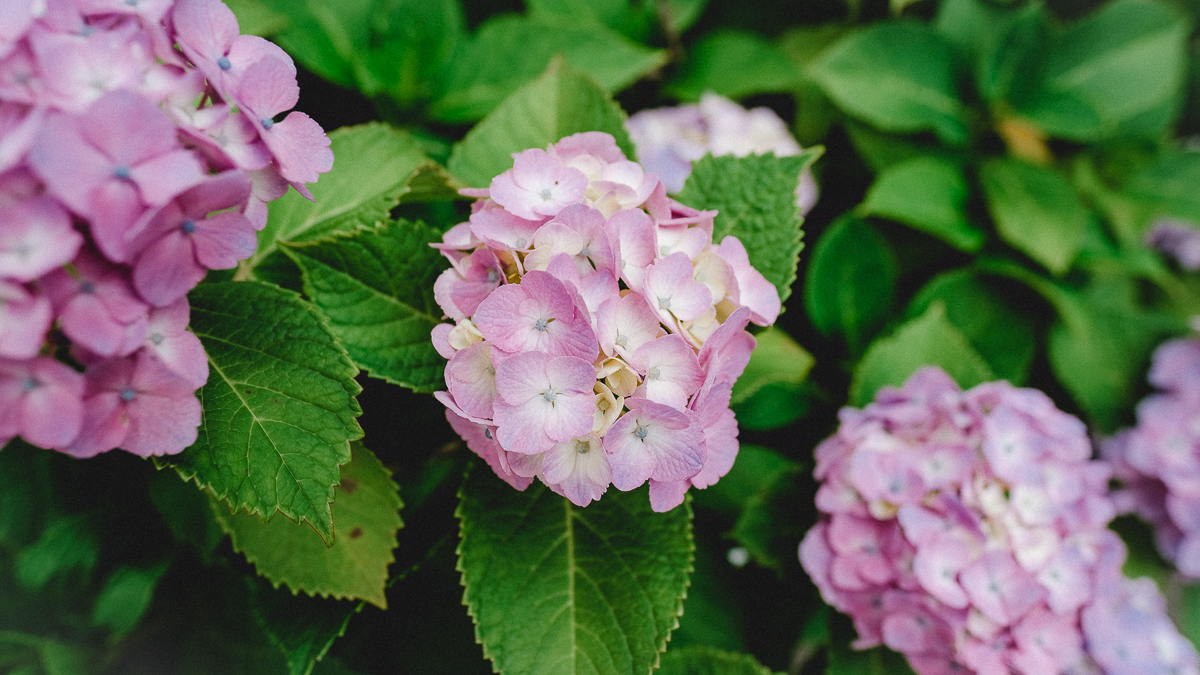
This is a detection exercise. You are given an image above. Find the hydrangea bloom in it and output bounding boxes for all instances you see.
[0,0,331,457]
[1147,218,1200,271]
[625,92,819,215]
[800,367,1199,675]
[431,131,779,511]
[1103,337,1200,578]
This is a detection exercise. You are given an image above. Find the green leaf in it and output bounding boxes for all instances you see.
[860,156,983,252]
[803,215,895,353]
[778,25,846,146]
[658,646,777,675]
[676,151,819,303]
[430,14,666,123]
[14,515,98,590]
[667,30,799,101]
[457,464,693,675]
[730,328,813,405]
[148,468,225,559]
[246,123,433,274]
[851,302,995,406]
[1014,0,1188,141]
[670,538,745,652]
[906,269,1036,383]
[973,3,1049,104]
[211,444,401,609]
[91,564,168,635]
[843,121,967,174]
[730,380,814,431]
[826,643,916,675]
[0,440,51,550]
[448,58,637,189]
[247,576,358,675]
[224,0,289,36]
[169,281,363,542]
[811,23,968,146]
[1122,150,1200,225]
[0,632,89,675]
[284,220,449,392]
[979,158,1089,275]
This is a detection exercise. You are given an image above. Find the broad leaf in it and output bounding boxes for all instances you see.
[212,444,401,609]
[658,646,777,675]
[811,23,968,145]
[525,0,709,36]
[860,156,982,252]
[826,643,917,675]
[851,302,995,406]
[0,633,90,675]
[430,15,666,123]
[457,465,693,675]
[778,25,846,146]
[249,579,357,675]
[730,380,814,431]
[670,538,745,652]
[285,220,449,392]
[170,281,363,542]
[677,151,819,303]
[246,123,434,274]
[906,269,1036,383]
[804,215,895,353]
[225,0,288,36]
[843,121,967,174]
[91,564,168,635]
[1122,150,1200,225]
[149,469,225,560]
[974,3,1048,104]
[980,158,1089,275]
[667,30,799,101]
[1015,0,1188,141]
[730,328,814,405]
[14,515,98,590]
[448,59,637,189]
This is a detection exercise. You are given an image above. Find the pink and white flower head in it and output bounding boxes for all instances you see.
[1104,337,1200,578]
[431,132,781,511]
[1147,218,1200,271]
[801,367,1199,675]
[626,92,819,215]
[0,0,331,457]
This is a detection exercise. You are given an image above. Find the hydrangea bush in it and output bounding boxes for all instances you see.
[0,0,331,458]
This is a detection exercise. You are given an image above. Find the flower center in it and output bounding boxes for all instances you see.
[575,441,590,454]
[486,269,499,284]
[114,165,132,180]
[534,318,551,332]
[647,366,661,380]
[80,281,96,294]
[22,376,39,392]
[120,388,136,402]
[514,238,527,249]
[614,334,628,347]
[484,428,493,440]
[217,56,232,70]
[542,389,558,405]
[261,118,275,130]
[539,188,553,201]
[181,220,197,234]
[658,296,671,311]
[124,0,137,5]
[149,332,164,345]
[634,422,649,440]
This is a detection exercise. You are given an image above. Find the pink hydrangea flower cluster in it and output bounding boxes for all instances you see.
[430,131,780,511]
[0,0,331,458]
[800,367,1199,675]
[625,92,819,215]
[1103,338,1200,578]
[1146,218,1200,271]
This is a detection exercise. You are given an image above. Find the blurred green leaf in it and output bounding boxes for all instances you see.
[860,156,983,252]
[212,444,402,609]
[1123,150,1200,226]
[826,643,916,675]
[1014,0,1189,141]
[778,25,846,146]
[731,380,814,431]
[448,58,635,189]
[0,633,89,675]
[974,3,1048,104]
[907,269,1036,383]
[149,469,225,559]
[430,14,666,123]
[851,302,995,406]
[15,516,99,591]
[248,576,358,675]
[658,645,777,675]
[843,121,966,173]
[0,441,50,551]
[811,23,969,146]
[224,0,289,36]
[679,151,820,303]
[804,215,896,353]
[670,538,745,652]
[525,0,654,40]
[731,328,814,405]
[980,158,1089,275]
[91,563,168,635]
[667,30,799,101]
[457,466,693,675]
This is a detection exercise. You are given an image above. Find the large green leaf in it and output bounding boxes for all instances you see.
[658,646,778,675]
[980,158,1089,275]
[170,281,363,542]
[906,269,1036,384]
[1014,0,1188,141]
[667,30,799,101]
[212,444,401,609]
[730,328,813,406]
[804,215,895,354]
[1122,150,1200,225]
[524,0,709,37]
[246,124,436,274]
[14,515,98,590]
[676,151,819,304]
[248,577,358,675]
[778,25,846,146]
[851,302,995,406]
[0,632,90,675]
[457,465,693,675]
[224,0,288,37]
[810,23,968,146]
[860,156,982,252]
[430,14,666,123]
[285,220,449,392]
[91,564,168,635]
[448,59,637,189]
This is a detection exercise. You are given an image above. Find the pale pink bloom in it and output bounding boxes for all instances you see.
[549,131,626,167]
[65,352,201,458]
[243,164,289,229]
[716,235,780,326]
[491,351,595,455]
[629,334,703,409]
[0,43,39,105]
[432,247,503,320]
[648,478,690,512]
[596,292,661,359]
[0,101,42,172]
[0,195,80,281]
[604,396,704,490]
[172,0,294,94]
[141,298,208,388]
[473,270,598,361]
[0,0,35,61]
[542,435,610,507]
[131,171,256,306]
[0,356,85,449]
[468,201,544,252]
[28,20,158,113]
[444,408,533,491]
[445,341,497,422]
[42,250,148,357]
[489,148,587,220]
[607,207,656,289]
[960,551,1046,626]
[642,251,711,325]
[29,92,204,262]
[524,204,611,274]
[179,103,273,172]
[1082,575,1200,675]
[0,280,51,359]
[234,56,332,186]
[1147,218,1200,270]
